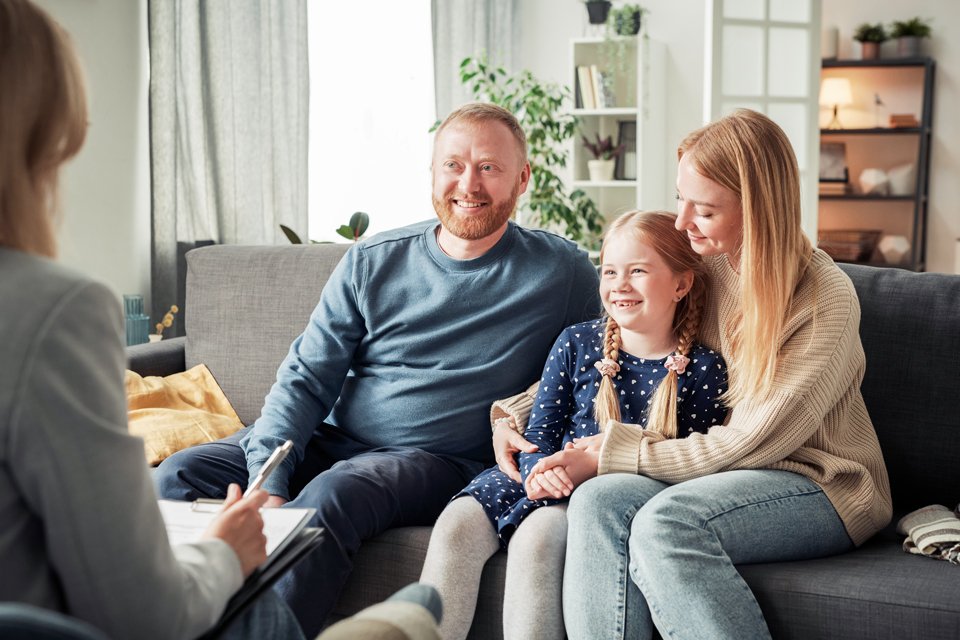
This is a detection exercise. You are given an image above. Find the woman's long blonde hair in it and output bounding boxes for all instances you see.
[678,109,812,405]
[0,0,88,258]
[593,210,708,438]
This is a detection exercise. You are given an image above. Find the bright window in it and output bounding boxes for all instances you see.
[307,2,436,242]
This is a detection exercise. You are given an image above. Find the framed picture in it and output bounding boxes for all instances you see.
[819,142,848,182]
[615,120,637,180]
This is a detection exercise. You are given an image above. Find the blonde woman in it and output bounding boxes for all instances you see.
[505,110,892,639]
[0,1,301,637]
[421,211,728,640]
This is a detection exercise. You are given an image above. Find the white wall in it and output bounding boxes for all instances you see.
[822,2,959,273]
[35,0,958,277]
[36,0,152,308]
[518,0,707,198]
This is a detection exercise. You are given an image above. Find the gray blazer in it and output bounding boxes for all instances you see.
[0,248,240,639]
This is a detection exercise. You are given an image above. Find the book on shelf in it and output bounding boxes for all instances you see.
[889,113,919,128]
[819,181,850,195]
[576,66,596,109]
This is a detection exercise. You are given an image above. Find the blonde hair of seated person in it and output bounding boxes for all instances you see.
[0,0,88,258]
[593,210,708,439]
[678,109,813,405]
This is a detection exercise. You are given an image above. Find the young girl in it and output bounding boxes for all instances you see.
[419,210,728,640]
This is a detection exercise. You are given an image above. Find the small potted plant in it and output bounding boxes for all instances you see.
[582,133,624,182]
[584,1,612,26]
[890,17,932,57]
[853,23,888,60]
[608,3,646,36]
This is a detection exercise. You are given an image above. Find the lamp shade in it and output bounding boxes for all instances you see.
[819,78,852,107]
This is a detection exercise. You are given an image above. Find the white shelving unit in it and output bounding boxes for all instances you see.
[569,36,668,224]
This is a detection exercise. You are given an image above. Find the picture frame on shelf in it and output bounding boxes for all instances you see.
[615,120,637,180]
[819,141,848,182]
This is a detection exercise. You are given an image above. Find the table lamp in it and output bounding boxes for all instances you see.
[820,77,853,129]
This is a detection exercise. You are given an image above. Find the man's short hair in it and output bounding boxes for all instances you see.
[434,102,527,164]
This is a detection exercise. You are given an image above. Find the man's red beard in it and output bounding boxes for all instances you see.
[433,183,520,241]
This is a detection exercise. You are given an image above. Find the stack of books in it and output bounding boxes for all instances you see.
[819,182,850,196]
[889,113,920,128]
[575,65,616,109]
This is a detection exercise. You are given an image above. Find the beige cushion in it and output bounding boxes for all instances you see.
[125,364,243,465]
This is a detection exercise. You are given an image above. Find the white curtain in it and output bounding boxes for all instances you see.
[432,0,519,119]
[149,0,308,333]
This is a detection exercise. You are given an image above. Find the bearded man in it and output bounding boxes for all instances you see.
[154,103,600,638]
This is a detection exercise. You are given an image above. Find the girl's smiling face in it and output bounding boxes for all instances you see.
[599,233,692,340]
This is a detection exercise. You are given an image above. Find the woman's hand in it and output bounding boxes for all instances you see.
[571,433,605,452]
[202,483,269,578]
[493,418,539,483]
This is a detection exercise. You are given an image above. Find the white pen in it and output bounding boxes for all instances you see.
[244,440,294,498]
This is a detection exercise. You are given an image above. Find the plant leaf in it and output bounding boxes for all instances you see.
[335,225,354,241]
[280,224,303,244]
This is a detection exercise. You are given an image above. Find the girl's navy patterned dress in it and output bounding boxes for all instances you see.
[461,320,729,547]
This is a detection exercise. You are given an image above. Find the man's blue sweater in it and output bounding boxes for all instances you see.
[241,220,600,498]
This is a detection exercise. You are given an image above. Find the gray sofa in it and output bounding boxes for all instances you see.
[129,244,960,639]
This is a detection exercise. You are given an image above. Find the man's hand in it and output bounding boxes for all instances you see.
[202,483,268,578]
[493,419,538,483]
[264,495,288,509]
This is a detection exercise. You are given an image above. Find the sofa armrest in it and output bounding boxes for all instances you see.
[126,336,186,377]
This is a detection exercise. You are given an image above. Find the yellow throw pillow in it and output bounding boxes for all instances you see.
[126,364,244,466]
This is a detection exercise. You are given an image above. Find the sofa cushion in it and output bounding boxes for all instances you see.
[838,264,960,515]
[184,244,350,426]
[741,529,960,639]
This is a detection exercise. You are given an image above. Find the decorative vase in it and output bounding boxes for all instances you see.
[148,334,163,343]
[860,41,880,60]
[878,235,910,265]
[585,0,611,25]
[896,36,921,57]
[588,158,616,182]
[122,294,150,346]
[859,168,890,196]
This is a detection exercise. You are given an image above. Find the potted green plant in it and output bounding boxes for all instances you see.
[890,17,932,57]
[853,23,888,60]
[608,3,646,36]
[582,133,624,182]
[447,55,604,245]
[584,0,612,26]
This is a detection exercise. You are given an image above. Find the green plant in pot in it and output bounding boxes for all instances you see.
[608,3,646,36]
[444,54,604,245]
[890,17,931,57]
[582,133,624,183]
[584,0,612,26]
[853,23,888,60]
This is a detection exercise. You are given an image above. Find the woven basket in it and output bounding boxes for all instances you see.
[817,229,883,262]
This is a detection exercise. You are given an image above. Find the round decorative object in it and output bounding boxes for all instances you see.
[859,168,890,196]
[588,158,616,182]
[585,0,612,25]
[878,235,911,265]
[887,163,916,195]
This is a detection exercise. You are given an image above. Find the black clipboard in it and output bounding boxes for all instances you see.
[198,527,324,639]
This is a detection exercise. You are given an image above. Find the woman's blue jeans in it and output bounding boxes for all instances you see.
[563,470,854,640]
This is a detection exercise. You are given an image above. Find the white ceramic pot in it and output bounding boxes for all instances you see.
[587,159,616,182]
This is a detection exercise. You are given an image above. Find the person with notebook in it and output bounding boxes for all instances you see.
[154,101,601,637]
[0,2,301,638]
